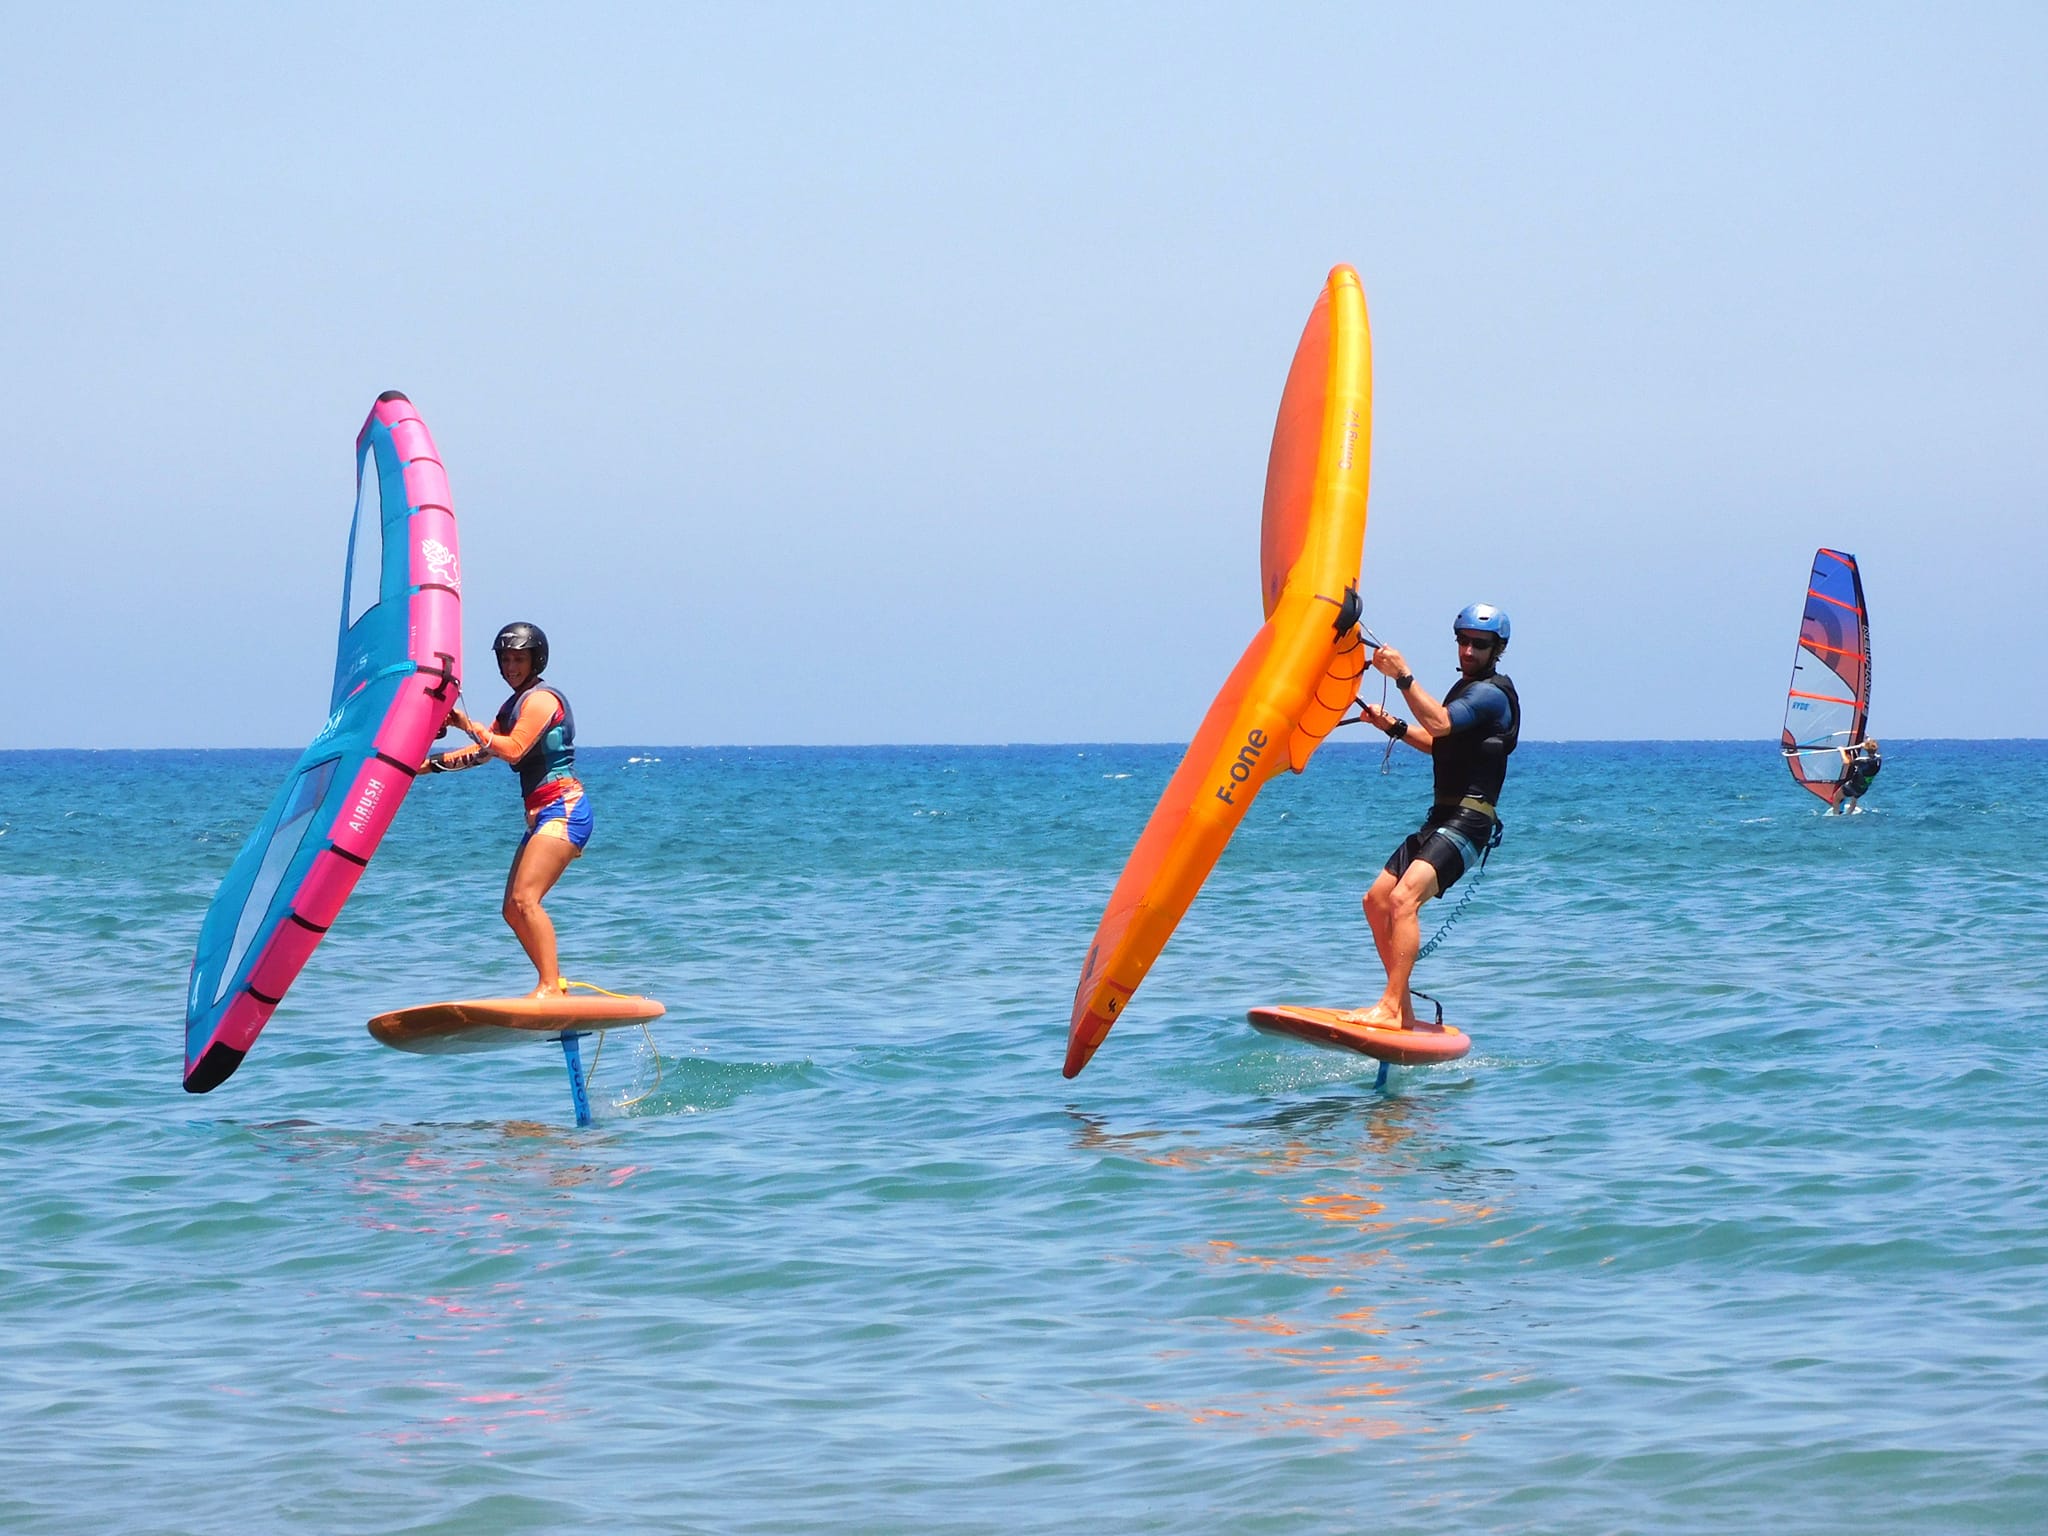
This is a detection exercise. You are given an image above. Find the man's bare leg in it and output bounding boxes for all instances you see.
[1355,861,1439,1028]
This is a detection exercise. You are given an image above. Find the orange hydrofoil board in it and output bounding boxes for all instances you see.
[368,992,665,1056]
[1247,1005,1471,1067]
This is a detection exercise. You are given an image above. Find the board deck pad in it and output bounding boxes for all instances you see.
[1247,1005,1471,1066]
[369,993,665,1055]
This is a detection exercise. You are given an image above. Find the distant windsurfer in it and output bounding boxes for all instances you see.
[425,623,591,999]
[1348,603,1519,1030]
[1835,738,1881,814]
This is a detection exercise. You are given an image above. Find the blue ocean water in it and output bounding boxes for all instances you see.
[2,740,2045,1535]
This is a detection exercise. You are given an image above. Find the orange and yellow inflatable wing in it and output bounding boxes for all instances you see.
[1065,265,1373,1079]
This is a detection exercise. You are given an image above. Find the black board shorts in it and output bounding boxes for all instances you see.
[1383,806,1494,894]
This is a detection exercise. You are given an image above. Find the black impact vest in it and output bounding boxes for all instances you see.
[1431,671,1519,810]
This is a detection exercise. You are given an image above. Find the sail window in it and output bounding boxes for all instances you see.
[212,757,338,1003]
[344,442,385,630]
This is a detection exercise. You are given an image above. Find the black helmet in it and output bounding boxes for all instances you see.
[493,622,548,674]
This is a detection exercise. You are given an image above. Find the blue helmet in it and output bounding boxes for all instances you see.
[1454,603,1510,649]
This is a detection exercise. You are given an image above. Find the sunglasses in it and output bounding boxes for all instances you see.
[1453,633,1498,651]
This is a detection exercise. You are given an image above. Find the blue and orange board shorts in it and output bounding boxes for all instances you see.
[521,778,593,856]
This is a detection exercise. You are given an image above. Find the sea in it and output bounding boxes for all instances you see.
[2,740,2044,1535]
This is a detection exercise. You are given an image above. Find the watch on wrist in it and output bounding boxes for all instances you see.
[1395,673,1414,691]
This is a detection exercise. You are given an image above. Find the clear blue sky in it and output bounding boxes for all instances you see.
[5,3,2041,747]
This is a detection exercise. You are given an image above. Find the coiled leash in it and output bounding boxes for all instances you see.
[1413,816,1502,963]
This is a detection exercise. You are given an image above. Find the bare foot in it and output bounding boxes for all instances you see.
[1343,1001,1443,1033]
[1341,1001,1405,1029]
[524,979,567,1001]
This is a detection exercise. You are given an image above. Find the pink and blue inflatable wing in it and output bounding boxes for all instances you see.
[184,392,461,1092]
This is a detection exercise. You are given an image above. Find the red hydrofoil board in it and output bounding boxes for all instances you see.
[1247,1005,1471,1066]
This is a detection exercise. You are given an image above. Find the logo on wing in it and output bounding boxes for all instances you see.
[421,537,460,591]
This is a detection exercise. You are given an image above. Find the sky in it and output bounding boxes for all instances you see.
[4,2,2042,747]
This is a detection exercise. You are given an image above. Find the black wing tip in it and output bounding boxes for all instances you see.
[183,1043,246,1094]
[376,390,411,404]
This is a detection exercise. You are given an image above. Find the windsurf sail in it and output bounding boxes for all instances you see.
[1780,547,1870,807]
[184,393,461,1092]
[1065,265,1373,1079]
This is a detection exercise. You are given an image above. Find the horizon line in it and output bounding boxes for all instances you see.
[5,737,2042,754]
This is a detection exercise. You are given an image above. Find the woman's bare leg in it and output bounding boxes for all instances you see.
[502,833,578,997]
